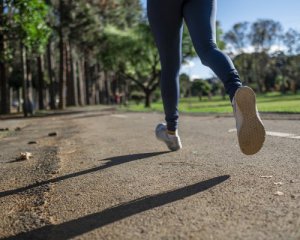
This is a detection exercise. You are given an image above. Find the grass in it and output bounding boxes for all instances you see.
[120,92,300,114]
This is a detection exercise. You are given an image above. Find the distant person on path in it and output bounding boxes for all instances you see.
[147,0,266,155]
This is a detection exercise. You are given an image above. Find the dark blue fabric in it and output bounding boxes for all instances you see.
[147,0,242,131]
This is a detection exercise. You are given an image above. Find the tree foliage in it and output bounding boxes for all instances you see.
[224,19,300,93]
[11,0,51,52]
[1,3,300,115]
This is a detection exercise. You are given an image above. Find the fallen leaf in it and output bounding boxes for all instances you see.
[274,191,284,196]
[16,152,33,161]
[274,182,283,186]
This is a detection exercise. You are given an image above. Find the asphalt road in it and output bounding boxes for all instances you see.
[0,108,299,240]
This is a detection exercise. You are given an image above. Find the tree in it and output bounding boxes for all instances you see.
[17,0,51,115]
[191,79,212,100]
[0,0,9,114]
[102,21,197,108]
[179,73,191,98]
[224,22,250,54]
[101,23,160,108]
[249,19,283,52]
[286,54,300,93]
[284,28,300,55]
[216,21,226,50]
[224,22,250,83]
[0,0,51,116]
[61,0,143,106]
[249,19,283,92]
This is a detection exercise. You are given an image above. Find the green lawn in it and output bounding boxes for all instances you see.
[120,92,300,114]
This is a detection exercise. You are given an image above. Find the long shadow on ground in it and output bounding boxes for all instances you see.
[3,175,230,240]
[0,152,168,198]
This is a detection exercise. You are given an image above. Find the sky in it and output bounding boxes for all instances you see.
[140,0,300,79]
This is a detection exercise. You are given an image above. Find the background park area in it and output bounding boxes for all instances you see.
[1,0,300,116]
[1,1,300,240]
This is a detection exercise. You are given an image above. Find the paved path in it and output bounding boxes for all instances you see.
[0,108,299,239]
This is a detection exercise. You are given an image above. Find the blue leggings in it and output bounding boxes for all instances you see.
[147,0,242,131]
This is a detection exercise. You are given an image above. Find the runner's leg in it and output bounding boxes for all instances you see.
[147,0,183,131]
[183,0,242,101]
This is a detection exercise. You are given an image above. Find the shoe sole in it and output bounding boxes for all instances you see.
[155,124,182,151]
[235,87,266,155]
[156,135,182,151]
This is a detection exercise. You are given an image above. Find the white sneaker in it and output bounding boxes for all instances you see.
[155,123,182,151]
[232,86,266,155]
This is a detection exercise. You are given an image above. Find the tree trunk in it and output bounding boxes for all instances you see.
[17,88,21,112]
[9,87,12,113]
[84,58,90,105]
[47,41,56,109]
[252,53,258,92]
[0,52,8,114]
[144,90,152,108]
[71,47,78,106]
[90,67,96,105]
[59,39,66,109]
[123,77,129,105]
[37,55,45,110]
[291,80,297,94]
[241,54,248,85]
[26,59,32,92]
[0,2,10,114]
[26,56,34,115]
[94,63,101,105]
[77,59,85,106]
[58,0,66,109]
[99,71,106,104]
[66,40,76,106]
[104,71,112,105]
[91,83,96,105]
[20,43,28,117]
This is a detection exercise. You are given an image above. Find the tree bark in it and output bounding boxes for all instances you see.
[144,90,152,108]
[104,71,112,105]
[99,71,106,104]
[58,0,66,109]
[84,58,90,105]
[0,2,9,114]
[66,40,77,106]
[71,47,78,106]
[77,59,85,106]
[37,55,45,110]
[94,63,101,105]
[47,41,56,109]
[17,88,21,112]
[90,66,96,105]
[20,43,28,117]
[26,56,34,115]
[123,76,129,105]
[59,39,66,109]
[253,54,259,93]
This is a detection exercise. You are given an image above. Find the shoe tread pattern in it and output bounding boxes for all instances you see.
[235,87,266,155]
